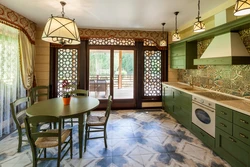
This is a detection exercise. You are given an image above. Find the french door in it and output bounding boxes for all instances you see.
[88,48,136,108]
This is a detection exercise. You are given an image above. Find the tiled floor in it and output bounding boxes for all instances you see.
[0,109,230,167]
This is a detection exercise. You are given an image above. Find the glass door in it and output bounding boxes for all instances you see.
[89,49,135,108]
[113,50,134,99]
[89,49,110,99]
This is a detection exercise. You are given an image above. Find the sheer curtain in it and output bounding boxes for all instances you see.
[0,23,26,138]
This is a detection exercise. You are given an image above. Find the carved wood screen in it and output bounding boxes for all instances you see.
[143,50,162,96]
[57,48,78,97]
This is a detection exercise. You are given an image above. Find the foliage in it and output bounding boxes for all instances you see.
[62,79,71,98]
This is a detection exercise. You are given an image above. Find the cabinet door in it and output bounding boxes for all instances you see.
[170,41,197,69]
[215,128,250,167]
[165,86,174,113]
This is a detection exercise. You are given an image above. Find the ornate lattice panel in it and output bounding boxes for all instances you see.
[144,50,161,96]
[89,37,135,46]
[143,39,157,46]
[57,48,78,97]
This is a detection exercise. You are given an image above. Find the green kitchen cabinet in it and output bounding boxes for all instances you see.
[162,83,174,113]
[170,41,197,69]
[215,104,250,167]
[191,123,215,149]
[216,128,250,167]
[171,88,192,130]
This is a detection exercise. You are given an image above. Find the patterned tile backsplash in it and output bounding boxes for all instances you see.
[178,28,250,98]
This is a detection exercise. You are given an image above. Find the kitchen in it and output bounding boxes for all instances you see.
[1,0,250,167]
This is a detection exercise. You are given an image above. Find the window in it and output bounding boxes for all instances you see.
[0,23,26,138]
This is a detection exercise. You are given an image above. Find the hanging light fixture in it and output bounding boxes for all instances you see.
[193,0,205,33]
[42,1,80,45]
[172,12,181,42]
[159,23,167,47]
[234,0,250,16]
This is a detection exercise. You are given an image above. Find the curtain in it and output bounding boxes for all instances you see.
[19,31,34,90]
[0,23,26,138]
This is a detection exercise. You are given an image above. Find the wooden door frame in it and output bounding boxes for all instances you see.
[87,45,137,109]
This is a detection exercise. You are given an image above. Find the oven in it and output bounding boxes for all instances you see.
[192,95,215,137]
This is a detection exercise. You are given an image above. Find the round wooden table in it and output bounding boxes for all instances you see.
[26,96,100,158]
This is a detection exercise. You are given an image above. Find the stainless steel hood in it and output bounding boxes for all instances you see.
[194,10,250,65]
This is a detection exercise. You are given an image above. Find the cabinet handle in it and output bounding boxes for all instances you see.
[240,119,249,124]
[220,123,227,127]
[229,137,236,143]
[200,132,205,137]
[240,133,248,139]
[220,111,227,115]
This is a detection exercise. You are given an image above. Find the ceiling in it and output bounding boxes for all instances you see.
[1,0,229,31]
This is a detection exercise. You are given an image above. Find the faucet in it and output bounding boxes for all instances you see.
[188,75,194,88]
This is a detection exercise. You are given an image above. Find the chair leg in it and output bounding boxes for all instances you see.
[17,127,22,152]
[57,145,61,167]
[104,127,107,148]
[70,131,73,159]
[71,118,73,127]
[44,148,46,158]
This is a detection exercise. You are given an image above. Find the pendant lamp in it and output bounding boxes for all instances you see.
[159,23,167,47]
[172,12,181,41]
[194,0,205,33]
[234,0,250,16]
[42,1,80,45]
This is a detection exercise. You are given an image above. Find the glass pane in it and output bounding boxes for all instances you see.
[195,109,211,124]
[113,50,134,99]
[89,50,110,99]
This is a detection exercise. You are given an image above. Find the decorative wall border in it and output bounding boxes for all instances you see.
[79,28,167,49]
[0,4,36,44]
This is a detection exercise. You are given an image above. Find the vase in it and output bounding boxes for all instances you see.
[63,97,71,105]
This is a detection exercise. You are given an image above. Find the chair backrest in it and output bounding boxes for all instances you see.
[10,97,31,127]
[71,89,89,96]
[105,95,112,123]
[30,85,49,104]
[24,115,61,147]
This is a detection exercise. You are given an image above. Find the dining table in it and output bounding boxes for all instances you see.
[26,96,100,158]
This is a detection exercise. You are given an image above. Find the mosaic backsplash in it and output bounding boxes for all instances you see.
[178,28,250,98]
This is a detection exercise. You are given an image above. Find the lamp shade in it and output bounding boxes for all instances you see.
[160,39,167,47]
[234,0,250,16]
[42,16,80,45]
[172,32,181,41]
[194,20,205,32]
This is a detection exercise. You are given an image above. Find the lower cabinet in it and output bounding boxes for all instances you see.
[191,123,215,149]
[215,128,250,167]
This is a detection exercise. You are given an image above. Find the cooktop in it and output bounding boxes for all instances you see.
[194,91,240,101]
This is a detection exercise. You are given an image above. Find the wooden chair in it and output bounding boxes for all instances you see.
[10,97,31,152]
[30,85,49,105]
[63,89,89,127]
[84,95,112,151]
[70,89,89,96]
[24,115,72,167]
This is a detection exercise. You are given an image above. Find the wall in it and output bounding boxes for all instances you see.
[177,28,250,98]
[34,28,50,86]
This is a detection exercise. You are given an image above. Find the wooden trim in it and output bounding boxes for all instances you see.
[194,56,250,65]
[172,15,250,44]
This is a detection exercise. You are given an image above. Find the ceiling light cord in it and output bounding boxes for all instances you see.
[175,12,178,33]
[60,1,66,17]
[197,0,201,21]
[162,23,165,39]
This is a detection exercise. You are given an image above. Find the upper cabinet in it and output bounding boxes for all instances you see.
[170,41,197,69]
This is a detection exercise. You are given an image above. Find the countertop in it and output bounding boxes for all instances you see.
[162,82,250,116]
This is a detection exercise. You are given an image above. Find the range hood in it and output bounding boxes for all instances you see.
[194,10,250,65]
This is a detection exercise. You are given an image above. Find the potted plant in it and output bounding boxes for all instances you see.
[62,79,71,105]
